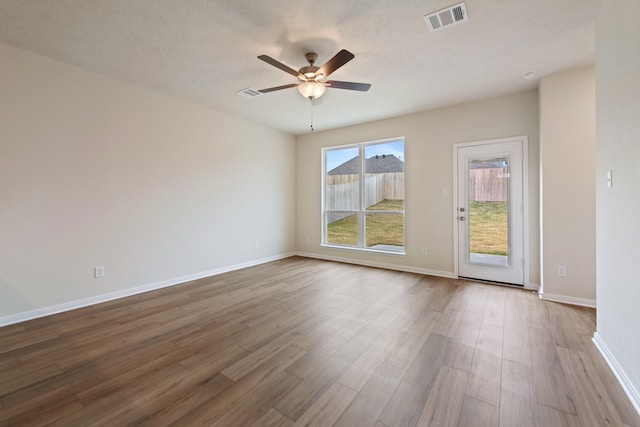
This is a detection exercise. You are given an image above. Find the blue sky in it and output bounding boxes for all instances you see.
[326,139,404,171]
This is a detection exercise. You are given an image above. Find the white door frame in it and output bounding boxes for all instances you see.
[452,135,530,286]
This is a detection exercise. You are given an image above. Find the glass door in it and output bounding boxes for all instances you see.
[456,140,524,285]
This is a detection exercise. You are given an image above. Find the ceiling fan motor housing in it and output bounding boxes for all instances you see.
[300,53,320,80]
[299,66,320,80]
[305,52,318,65]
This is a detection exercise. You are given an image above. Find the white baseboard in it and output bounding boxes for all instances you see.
[296,251,455,278]
[538,291,596,308]
[0,252,296,328]
[593,332,640,416]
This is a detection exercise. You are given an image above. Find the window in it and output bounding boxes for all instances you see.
[323,138,405,253]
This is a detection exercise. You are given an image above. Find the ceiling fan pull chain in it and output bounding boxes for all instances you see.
[310,99,314,131]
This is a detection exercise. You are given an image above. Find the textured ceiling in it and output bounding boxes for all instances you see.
[0,0,602,135]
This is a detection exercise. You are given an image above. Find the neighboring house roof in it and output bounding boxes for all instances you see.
[328,154,404,175]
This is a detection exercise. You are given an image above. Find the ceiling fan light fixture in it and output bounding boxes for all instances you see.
[298,81,326,99]
[257,49,370,99]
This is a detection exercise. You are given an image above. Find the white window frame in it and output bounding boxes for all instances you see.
[321,137,406,255]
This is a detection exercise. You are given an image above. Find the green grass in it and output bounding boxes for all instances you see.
[365,213,404,247]
[326,213,359,246]
[327,199,404,247]
[366,199,404,211]
[327,199,508,255]
[469,201,508,255]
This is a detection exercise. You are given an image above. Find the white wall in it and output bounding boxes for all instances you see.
[595,0,640,410]
[539,66,596,306]
[296,90,540,285]
[0,42,296,322]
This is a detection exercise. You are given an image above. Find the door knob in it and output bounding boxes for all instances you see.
[459,207,465,212]
[459,216,465,221]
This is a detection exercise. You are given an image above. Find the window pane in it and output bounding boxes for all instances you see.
[366,213,404,250]
[326,212,358,246]
[326,147,359,211]
[364,141,404,210]
[467,156,510,265]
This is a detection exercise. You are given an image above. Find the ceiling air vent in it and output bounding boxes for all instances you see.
[236,88,262,99]
[424,2,468,32]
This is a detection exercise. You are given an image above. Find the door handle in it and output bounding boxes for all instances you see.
[459,216,465,221]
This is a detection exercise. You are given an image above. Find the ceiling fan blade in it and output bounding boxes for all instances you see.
[258,55,301,78]
[258,83,298,93]
[326,80,371,91]
[318,49,355,78]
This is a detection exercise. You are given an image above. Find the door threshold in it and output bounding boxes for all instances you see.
[458,276,524,288]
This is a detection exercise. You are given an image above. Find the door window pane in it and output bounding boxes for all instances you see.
[467,157,509,266]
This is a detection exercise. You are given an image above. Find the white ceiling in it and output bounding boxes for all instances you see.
[0,0,602,135]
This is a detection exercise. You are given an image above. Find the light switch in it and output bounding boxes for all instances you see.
[607,170,613,188]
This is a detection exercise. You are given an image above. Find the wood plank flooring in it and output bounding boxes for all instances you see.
[0,256,638,426]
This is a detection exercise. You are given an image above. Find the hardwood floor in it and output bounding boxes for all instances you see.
[0,256,638,426]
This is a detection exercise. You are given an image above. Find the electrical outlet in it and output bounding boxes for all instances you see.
[94,266,105,278]
[557,266,567,277]
[421,248,428,255]
[254,241,259,249]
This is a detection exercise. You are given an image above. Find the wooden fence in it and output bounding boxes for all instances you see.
[325,169,504,223]
[326,173,404,222]
[468,167,508,202]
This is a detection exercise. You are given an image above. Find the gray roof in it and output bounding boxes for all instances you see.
[328,154,404,175]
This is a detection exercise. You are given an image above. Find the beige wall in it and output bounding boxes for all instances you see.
[595,0,640,407]
[0,43,296,321]
[296,90,540,285]
[539,66,596,304]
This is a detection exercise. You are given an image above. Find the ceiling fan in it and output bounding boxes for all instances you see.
[257,49,371,100]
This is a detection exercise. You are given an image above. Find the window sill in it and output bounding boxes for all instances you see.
[321,244,407,256]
